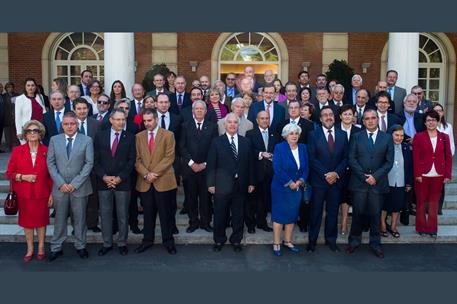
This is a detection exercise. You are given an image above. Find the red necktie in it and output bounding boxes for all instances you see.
[148,132,154,154]
[381,115,387,132]
[98,114,103,121]
[327,129,334,153]
[112,132,119,157]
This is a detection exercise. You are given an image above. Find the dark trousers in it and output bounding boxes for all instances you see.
[298,202,310,230]
[245,177,271,229]
[309,186,341,244]
[86,173,99,228]
[128,174,140,228]
[185,171,210,228]
[99,190,130,247]
[213,180,245,245]
[349,190,383,250]
[140,185,175,248]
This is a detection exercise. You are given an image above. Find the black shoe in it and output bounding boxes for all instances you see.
[172,226,179,235]
[327,243,340,252]
[186,226,198,233]
[200,225,213,233]
[346,245,358,254]
[409,209,416,216]
[179,208,188,215]
[298,225,308,232]
[371,247,384,258]
[213,243,223,252]
[257,225,273,232]
[76,248,89,259]
[438,209,443,215]
[98,246,113,256]
[247,227,256,234]
[118,246,128,256]
[90,226,102,233]
[47,250,63,262]
[306,243,316,253]
[112,228,118,235]
[50,210,56,218]
[130,226,143,234]
[135,244,153,254]
[71,230,75,236]
[167,246,177,255]
[232,243,242,252]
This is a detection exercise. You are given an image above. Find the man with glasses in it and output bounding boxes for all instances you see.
[94,94,112,130]
[368,80,395,113]
[375,92,401,132]
[114,98,138,135]
[225,73,239,98]
[411,85,432,114]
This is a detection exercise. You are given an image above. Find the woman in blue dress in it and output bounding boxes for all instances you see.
[271,123,309,256]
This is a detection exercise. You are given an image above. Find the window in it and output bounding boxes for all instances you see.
[219,32,280,84]
[52,32,104,86]
[418,33,445,102]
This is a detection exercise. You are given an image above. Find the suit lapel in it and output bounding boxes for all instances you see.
[285,144,298,170]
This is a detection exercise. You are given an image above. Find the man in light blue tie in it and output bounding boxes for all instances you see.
[386,70,406,114]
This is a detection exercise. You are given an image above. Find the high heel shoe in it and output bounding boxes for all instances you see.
[36,253,46,261]
[23,254,33,263]
[282,241,300,253]
[272,244,282,257]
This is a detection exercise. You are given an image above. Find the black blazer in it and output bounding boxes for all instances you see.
[169,92,192,115]
[93,129,136,191]
[245,127,279,184]
[42,108,71,146]
[276,118,314,144]
[206,135,255,196]
[180,105,216,123]
[348,130,394,194]
[310,101,339,123]
[125,119,139,135]
[85,117,102,140]
[396,111,426,138]
[179,119,218,177]
[399,142,413,187]
[93,111,112,131]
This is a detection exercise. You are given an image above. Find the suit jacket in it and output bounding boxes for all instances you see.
[412,131,452,179]
[135,128,177,192]
[206,134,255,195]
[276,118,314,144]
[271,141,309,189]
[397,142,414,187]
[179,119,219,177]
[396,111,425,138]
[146,89,171,98]
[169,92,192,115]
[79,84,88,96]
[348,130,394,194]
[277,99,293,120]
[245,127,279,184]
[93,129,136,191]
[42,108,71,146]
[310,101,339,123]
[80,117,101,140]
[343,87,357,106]
[225,86,239,99]
[217,116,253,136]
[307,127,349,189]
[247,100,286,131]
[46,133,94,198]
[379,112,401,131]
[124,119,139,135]
[180,105,216,123]
[6,144,52,199]
[93,111,111,130]
[390,85,407,114]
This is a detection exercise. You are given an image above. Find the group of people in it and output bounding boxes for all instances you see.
[4,66,454,263]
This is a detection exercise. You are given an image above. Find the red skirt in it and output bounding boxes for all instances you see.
[17,196,50,229]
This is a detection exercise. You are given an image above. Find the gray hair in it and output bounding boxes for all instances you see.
[192,100,207,110]
[403,93,418,104]
[231,97,245,108]
[22,120,46,140]
[225,112,240,125]
[281,123,302,139]
[352,74,363,82]
[110,108,126,118]
[114,98,131,109]
[50,90,65,99]
[332,84,345,93]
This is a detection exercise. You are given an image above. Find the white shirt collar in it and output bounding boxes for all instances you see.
[259,126,268,133]
[366,128,379,142]
[290,117,300,124]
[65,133,77,141]
[226,132,238,142]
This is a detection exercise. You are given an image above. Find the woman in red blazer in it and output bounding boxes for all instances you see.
[412,110,452,238]
[6,120,53,262]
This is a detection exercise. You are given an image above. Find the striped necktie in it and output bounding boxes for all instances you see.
[230,136,237,160]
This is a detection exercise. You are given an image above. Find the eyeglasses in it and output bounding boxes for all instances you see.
[25,128,40,134]
[97,100,110,105]
[226,78,236,81]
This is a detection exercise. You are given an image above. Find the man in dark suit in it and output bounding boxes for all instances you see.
[73,97,102,232]
[156,93,182,234]
[114,99,139,135]
[307,106,349,253]
[129,83,146,119]
[199,75,211,102]
[397,93,426,140]
[207,113,255,252]
[169,76,192,115]
[79,69,93,96]
[353,89,374,126]
[311,87,339,123]
[146,73,171,98]
[93,94,112,130]
[247,84,285,131]
[245,110,278,233]
[386,70,407,114]
[375,92,401,132]
[225,73,239,99]
[181,87,216,123]
[346,109,394,258]
[94,109,136,256]
[180,100,218,233]
[367,81,395,113]
[343,74,363,106]
[280,81,299,119]
[43,91,71,146]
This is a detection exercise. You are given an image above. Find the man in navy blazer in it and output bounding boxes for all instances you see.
[79,70,93,96]
[347,109,394,258]
[43,91,71,146]
[307,106,348,253]
[93,94,112,130]
[247,84,285,131]
[169,76,192,115]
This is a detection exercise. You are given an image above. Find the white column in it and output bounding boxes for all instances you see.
[387,33,419,92]
[104,33,135,99]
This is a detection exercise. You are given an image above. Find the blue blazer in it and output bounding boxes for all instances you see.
[271,141,308,190]
[307,127,349,189]
[247,100,285,131]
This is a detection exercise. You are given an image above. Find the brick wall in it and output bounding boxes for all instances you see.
[134,33,152,84]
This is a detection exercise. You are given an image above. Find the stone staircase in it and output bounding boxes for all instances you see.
[0,151,456,245]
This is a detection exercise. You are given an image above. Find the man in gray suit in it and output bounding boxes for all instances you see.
[218,97,253,136]
[386,70,407,114]
[47,111,94,261]
[346,109,393,259]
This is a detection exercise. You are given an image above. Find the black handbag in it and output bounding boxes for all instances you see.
[3,178,18,215]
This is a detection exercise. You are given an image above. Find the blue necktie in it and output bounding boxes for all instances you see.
[79,121,86,135]
[369,132,375,150]
[388,87,393,98]
[55,111,61,133]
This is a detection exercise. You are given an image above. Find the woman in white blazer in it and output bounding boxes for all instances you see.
[15,78,46,143]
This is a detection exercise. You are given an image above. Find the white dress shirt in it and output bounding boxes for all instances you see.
[366,128,379,144]
[158,111,171,130]
[291,147,300,168]
[226,132,238,152]
[110,128,122,149]
[78,118,88,136]
[322,126,335,142]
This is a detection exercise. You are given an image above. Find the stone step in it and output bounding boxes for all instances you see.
[0,223,456,244]
[445,183,457,195]
[444,195,457,209]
